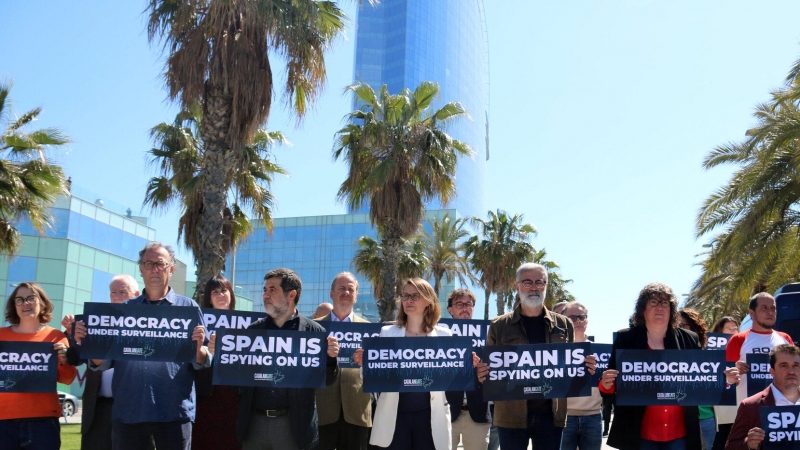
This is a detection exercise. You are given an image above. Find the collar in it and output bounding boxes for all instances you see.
[265,310,301,329]
[771,384,800,406]
[510,303,554,327]
[131,287,176,305]
[331,311,353,322]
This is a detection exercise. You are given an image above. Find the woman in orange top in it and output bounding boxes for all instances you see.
[0,282,77,450]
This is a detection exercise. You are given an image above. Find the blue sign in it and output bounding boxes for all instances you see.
[362,336,474,393]
[437,319,491,348]
[213,329,329,388]
[706,333,732,351]
[79,303,199,362]
[747,353,772,397]
[320,322,383,369]
[0,341,57,393]
[761,405,800,449]
[482,343,593,401]
[590,343,613,386]
[202,309,266,333]
[615,349,733,406]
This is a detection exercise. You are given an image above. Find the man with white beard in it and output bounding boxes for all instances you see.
[487,263,596,450]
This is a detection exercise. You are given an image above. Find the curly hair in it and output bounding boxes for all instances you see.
[5,282,54,324]
[202,275,237,310]
[679,308,708,347]
[712,316,739,333]
[629,282,679,329]
[396,278,441,334]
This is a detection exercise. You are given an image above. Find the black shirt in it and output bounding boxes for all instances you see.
[520,311,552,414]
[251,313,301,411]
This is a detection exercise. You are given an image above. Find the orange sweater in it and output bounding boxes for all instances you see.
[0,326,77,420]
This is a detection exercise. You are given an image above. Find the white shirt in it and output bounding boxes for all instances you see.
[331,311,353,322]
[771,384,800,406]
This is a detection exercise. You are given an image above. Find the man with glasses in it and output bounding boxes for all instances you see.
[445,289,492,450]
[487,263,596,450]
[85,242,211,450]
[560,302,602,450]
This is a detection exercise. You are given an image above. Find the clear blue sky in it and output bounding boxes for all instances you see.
[3,1,800,341]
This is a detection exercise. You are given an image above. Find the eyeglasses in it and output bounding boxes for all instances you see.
[678,322,690,329]
[567,315,587,322]
[13,295,38,306]
[647,299,671,308]
[141,261,172,271]
[401,293,422,302]
[518,279,547,289]
[452,302,474,309]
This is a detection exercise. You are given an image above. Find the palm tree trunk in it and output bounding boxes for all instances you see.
[483,288,491,320]
[495,292,505,318]
[433,272,442,296]
[379,233,402,322]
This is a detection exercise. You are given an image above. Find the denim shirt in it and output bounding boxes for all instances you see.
[91,288,211,423]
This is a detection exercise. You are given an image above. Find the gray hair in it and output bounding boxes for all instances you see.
[138,241,176,265]
[564,301,588,315]
[516,262,547,281]
[330,272,359,292]
[109,274,140,293]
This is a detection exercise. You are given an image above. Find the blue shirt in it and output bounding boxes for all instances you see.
[92,288,211,423]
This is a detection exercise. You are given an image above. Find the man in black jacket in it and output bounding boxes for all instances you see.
[235,268,340,450]
[444,289,491,450]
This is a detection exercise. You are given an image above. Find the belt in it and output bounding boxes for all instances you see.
[253,408,288,418]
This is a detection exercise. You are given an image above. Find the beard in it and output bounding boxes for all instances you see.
[756,319,775,330]
[521,291,544,309]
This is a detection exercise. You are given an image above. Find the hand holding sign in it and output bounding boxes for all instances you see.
[72,321,87,345]
[192,325,207,364]
[585,354,597,376]
[353,348,363,367]
[736,360,750,375]
[725,366,740,385]
[746,427,765,450]
[53,342,68,365]
[327,337,340,358]
[208,333,217,355]
[601,369,619,390]
[473,352,488,383]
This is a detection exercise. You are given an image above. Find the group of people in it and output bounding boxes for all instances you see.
[0,240,798,450]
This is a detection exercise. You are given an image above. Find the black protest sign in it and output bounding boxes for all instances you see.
[320,321,383,369]
[747,353,773,397]
[0,341,57,393]
[437,319,491,349]
[760,405,800,450]
[706,333,733,351]
[202,309,266,333]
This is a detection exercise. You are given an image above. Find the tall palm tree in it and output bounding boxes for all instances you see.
[144,105,287,297]
[0,82,69,256]
[465,210,537,319]
[334,81,473,321]
[352,234,429,316]
[423,214,477,295]
[145,0,347,296]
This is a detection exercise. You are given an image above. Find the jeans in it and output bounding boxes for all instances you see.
[640,437,687,450]
[497,411,562,450]
[488,425,500,450]
[560,413,602,450]
[0,418,60,450]
[112,420,192,450]
[700,417,716,450]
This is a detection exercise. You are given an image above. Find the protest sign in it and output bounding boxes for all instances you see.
[760,405,800,450]
[79,302,199,362]
[320,322,383,369]
[706,333,732,351]
[590,343,612,386]
[615,349,733,406]
[437,319,491,348]
[747,353,773,397]
[0,341,57,393]
[362,336,474,393]
[213,329,329,388]
[202,308,266,333]
[482,342,592,401]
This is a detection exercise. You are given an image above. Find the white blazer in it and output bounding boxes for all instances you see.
[368,324,453,450]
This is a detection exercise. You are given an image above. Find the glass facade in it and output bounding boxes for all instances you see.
[227,210,457,322]
[351,0,489,219]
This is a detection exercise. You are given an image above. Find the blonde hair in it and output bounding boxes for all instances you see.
[396,278,441,334]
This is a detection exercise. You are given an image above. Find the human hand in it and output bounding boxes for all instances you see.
[327,337,340,358]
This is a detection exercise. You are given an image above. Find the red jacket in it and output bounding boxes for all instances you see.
[725,386,775,450]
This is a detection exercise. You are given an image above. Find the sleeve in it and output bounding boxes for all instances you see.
[725,401,756,450]
[779,332,794,345]
[600,331,623,397]
[56,334,78,384]
[726,333,745,363]
[487,321,498,346]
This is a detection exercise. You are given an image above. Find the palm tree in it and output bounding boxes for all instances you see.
[0,82,69,256]
[465,210,537,319]
[423,214,477,295]
[352,234,429,316]
[334,81,473,321]
[145,0,347,296]
[143,106,287,297]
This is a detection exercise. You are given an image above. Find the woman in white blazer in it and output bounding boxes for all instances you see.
[354,278,452,450]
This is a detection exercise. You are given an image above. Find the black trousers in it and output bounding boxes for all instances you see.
[82,398,113,450]
[377,408,435,450]
[316,410,370,450]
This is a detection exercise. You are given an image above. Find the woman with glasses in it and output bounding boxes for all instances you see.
[599,283,703,450]
[0,282,77,449]
[354,278,455,450]
[193,276,241,450]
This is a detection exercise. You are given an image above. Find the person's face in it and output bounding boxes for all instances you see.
[109,279,137,304]
[138,247,174,292]
[447,296,474,319]
[721,321,739,334]
[516,268,547,308]
[770,352,800,394]
[643,295,672,328]
[330,275,358,315]
[210,285,232,310]
[13,286,42,322]
[750,296,777,330]
[677,315,691,331]
[263,278,295,318]
[401,284,428,319]
[565,305,588,335]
